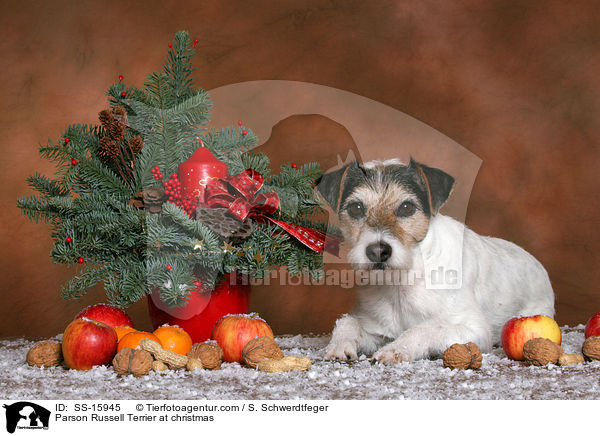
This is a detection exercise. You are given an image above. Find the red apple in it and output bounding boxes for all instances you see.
[62,318,118,370]
[585,311,600,338]
[75,303,133,329]
[211,313,274,362]
[501,315,562,360]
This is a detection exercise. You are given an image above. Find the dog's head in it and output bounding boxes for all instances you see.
[317,158,454,270]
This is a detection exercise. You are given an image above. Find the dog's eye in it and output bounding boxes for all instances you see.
[396,201,416,217]
[346,201,366,219]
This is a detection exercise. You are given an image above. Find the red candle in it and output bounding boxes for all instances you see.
[178,147,228,203]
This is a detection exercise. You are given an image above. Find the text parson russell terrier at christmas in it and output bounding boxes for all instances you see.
[316,158,555,363]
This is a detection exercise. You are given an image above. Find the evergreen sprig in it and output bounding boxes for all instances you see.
[17,30,335,308]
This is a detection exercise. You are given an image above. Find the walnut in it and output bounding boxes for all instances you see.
[26,340,62,367]
[242,336,284,368]
[187,341,223,370]
[442,342,482,370]
[582,336,600,361]
[112,348,153,377]
[522,338,562,366]
[465,342,482,369]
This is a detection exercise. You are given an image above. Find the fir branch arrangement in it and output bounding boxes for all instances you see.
[17,31,336,308]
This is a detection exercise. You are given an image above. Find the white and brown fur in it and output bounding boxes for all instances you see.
[317,158,555,362]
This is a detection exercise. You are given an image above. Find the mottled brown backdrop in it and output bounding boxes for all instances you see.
[1,0,599,339]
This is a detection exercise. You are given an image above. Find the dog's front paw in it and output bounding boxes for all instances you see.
[374,344,412,364]
[324,340,358,360]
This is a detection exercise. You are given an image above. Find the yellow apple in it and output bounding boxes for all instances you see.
[501,315,561,360]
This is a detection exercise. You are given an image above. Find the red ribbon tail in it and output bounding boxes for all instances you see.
[264,217,340,256]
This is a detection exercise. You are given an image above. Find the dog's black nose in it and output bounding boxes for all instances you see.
[366,242,392,263]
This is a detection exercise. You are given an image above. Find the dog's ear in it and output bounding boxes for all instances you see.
[316,162,360,213]
[409,158,455,215]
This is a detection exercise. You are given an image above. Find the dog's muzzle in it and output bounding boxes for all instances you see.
[365,241,392,267]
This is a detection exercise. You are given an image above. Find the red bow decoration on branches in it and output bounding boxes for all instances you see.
[204,169,339,256]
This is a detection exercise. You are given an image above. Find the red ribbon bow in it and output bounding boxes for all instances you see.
[204,169,279,221]
[203,169,339,255]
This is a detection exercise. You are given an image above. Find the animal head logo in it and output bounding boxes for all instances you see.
[3,402,50,433]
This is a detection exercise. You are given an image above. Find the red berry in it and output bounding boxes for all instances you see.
[119,75,124,81]
[168,43,173,49]
[77,257,84,264]
[166,264,172,270]
[193,38,199,46]
[291,163,297,168]
[171,173,177,178]
[66,237,72,243]
[121,91,126,97]
[64,137,70,144]
[71,158,78,166]
[242,130,248,135]
[238,120,243,126]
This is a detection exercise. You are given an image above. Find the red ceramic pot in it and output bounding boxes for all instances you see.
[147,273,250,343]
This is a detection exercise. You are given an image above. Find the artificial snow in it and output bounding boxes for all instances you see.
[2,326,599,400]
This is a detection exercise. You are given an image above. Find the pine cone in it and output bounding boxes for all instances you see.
[130,135,143,155]
[143,187,165,213]
[129,192,144,209]
[111,105,128,123]
[128,188,165,213]
[98,137,120,161]
[109,121,126,141]
[195,207,253,243]
[98,109,114,127]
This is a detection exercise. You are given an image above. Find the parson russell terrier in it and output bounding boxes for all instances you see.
[316,158,554,363]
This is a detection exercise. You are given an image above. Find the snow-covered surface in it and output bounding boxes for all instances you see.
[2,326,599,400]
